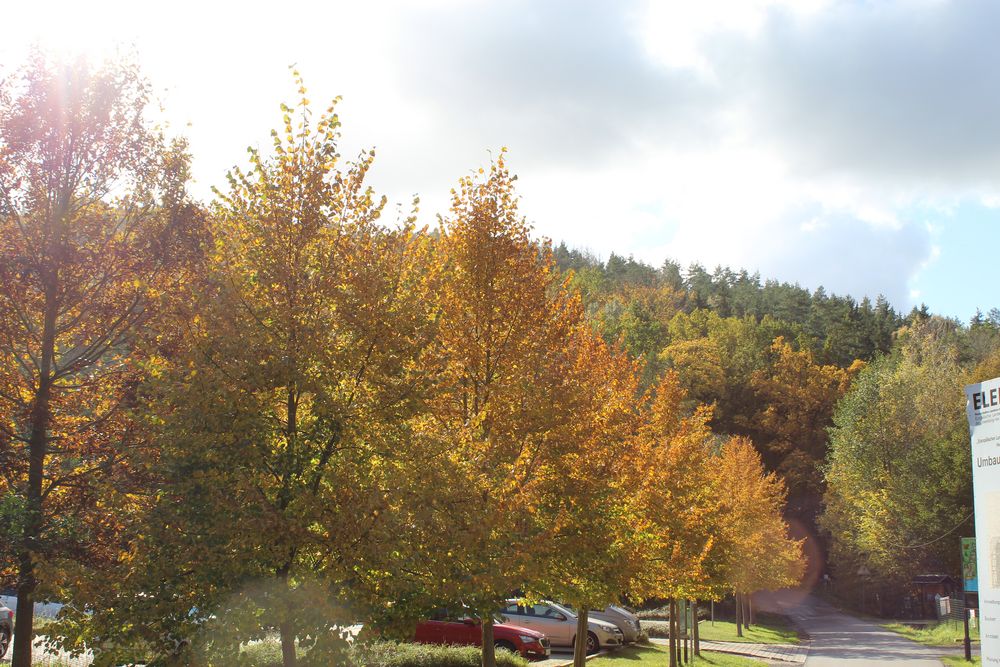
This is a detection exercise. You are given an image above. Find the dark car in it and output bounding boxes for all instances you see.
[414,610,551,660]
[1,602,12,659]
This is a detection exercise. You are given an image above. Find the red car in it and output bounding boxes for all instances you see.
[415,611,551,660]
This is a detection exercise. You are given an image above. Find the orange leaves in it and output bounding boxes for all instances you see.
[715,437,804,594]
[413,153,646,615]
[748,337,853,496]
[630,374,720,601]
[629,374,804,603]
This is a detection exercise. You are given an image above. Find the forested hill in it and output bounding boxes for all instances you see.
[553,241,1000,590]
[554,243,909,371]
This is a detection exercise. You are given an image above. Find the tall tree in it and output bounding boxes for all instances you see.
[416,152,600,667]
[0,54,198,666]
[629,373,721,616]
[744,337,859,521]
[715,436,804,635]
[86,81,440,666]
[544,331,642,667]
[821,317,974,606]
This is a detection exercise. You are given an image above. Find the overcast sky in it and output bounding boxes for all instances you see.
[4,0,998,320]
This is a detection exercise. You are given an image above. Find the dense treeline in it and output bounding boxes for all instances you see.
[823,316,1000,613]
[550,246,883,530]
[550,243,1000,614]
[0,56,802,667]
[553,244,908,368]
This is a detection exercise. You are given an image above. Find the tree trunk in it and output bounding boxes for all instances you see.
[666,599,675,667]
[481,615,497,667]
[735,592,743,638]
[11,551,37,667]
[747,595,753,627]
[743,594,751,629]
[12,290,57,667]
[683,610,689,663]
[680,599,686,666]
[692,599,700,656]
[279,621,297,667]
[573,608,589,666]
[276,562,297,667]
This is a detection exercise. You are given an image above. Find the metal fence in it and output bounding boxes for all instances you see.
[939,595,974,626]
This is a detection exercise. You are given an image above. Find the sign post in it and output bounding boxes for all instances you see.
[966,376,1000,664]
[963,537,977,662]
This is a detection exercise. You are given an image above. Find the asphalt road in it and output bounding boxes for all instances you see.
[762,591,952,666]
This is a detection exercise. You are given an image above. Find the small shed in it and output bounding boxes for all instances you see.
[911,574,960,618]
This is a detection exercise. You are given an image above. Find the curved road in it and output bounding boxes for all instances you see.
[762,592,955,666]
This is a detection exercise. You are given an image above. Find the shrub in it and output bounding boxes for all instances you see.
[239,637,290,665]
[218,636,531,666]
[351,641,528,667]
[642,620,670,639]
[637,605,671,621]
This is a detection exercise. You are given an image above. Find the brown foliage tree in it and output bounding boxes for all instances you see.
[0,53,200,666]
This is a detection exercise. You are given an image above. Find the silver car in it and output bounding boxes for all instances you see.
[587,605,641,643]
[501,600,623,654]
[1,602,12,659]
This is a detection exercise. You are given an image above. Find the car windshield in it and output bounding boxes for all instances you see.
[548,602,575,618]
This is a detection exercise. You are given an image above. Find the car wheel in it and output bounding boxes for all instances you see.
[586,631,599,655]
[494,639,517,654]
[0,629,10,659]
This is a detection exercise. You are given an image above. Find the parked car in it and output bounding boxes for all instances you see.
[1,602,12,659]
[0,591,64,619]
[576,605,641,643]
[414,610,551,660]
[501,600,623,654]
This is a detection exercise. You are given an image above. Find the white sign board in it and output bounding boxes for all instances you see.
[967,376,1000,664]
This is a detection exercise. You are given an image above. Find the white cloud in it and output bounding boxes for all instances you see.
[3,0,997,313]
[638,0,832,74]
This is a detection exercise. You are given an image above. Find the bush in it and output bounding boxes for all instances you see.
[637,605,671,621]
[351,641,528,667]
[642,620,670,639]
[239,637,290,665]
[636,631,651,645]
[232,638,528,667]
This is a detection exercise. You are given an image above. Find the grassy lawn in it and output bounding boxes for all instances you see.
[589,643,766,666]
[882,620,979,647]
[941,656,980,666]
[642,615,800,645]
[696,617,801,645]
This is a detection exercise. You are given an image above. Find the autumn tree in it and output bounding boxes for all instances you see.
[414,152,614,667]
[0,54,200,667]
[77,81,441,667]
[715,437,804,635]
[628,373,722,665]
[659,337,725,406]
[543,332,642,667]
[744,337,860,520]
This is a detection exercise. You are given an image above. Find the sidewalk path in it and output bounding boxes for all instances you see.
[760,591,947,666]
[650,637,808,663]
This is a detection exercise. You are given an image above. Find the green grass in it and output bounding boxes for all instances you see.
[941,656,980,666]
[696,617,801,645]
[589,643,766,666]
[882,620,979,647]
[231,638,529,667]
[640,613,800,645]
